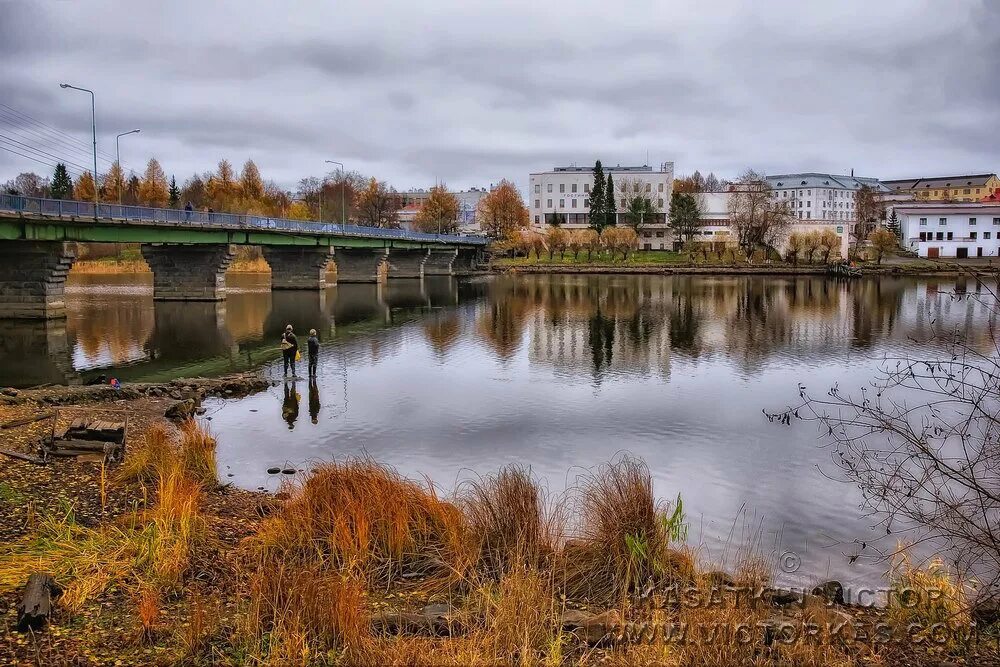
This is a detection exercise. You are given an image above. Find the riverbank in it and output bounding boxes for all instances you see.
[1,389,996,665]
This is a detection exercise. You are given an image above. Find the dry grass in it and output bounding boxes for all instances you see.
[888,552,971,649]
[228,256,271,273]
[71,258,150,274]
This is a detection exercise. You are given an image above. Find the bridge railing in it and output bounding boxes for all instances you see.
[0,193,488,245]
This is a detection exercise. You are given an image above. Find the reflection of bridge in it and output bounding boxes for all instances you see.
[0,194,486,320]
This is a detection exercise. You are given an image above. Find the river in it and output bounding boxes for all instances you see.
[3,271,995,591]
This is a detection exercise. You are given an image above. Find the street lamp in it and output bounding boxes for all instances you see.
[325,160,345,224]
[115,129,140,205]
[59,83,98,218]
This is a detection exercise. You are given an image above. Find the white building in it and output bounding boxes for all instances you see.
[528,163,674,248]
[897,203,1000,258]
[765,172,889,225]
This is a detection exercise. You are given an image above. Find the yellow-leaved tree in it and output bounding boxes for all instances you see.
[476,179,529,239]
[413,185,460,234]
[138,158,169,208]
[101,162,125,203]
[206,160,237,211]
[239,159,265,202]
[74,171,98,203]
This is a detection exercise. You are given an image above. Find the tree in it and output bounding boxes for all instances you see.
[802,230,822,264]
[206,159,237,210]
[854,185,884,255]
[138,158,169,207]
[355,177,402,228]
[567,228,586,259]
[819,228,840,263]
[168,176,180,208]
[548,211,565,226]
[589,161,606,232]
[101,162,125,203]
[868,227,897,264]
[620,178,660,233]
[123,175,141,205]
[545,226,569,259]
[5,172,49,198]
[51,164,73,200]
[286,201,312,220]
[601,227,639,261]
[74,171,97,203]
[668,192,701,247]
[181,174,207,208]
[886,208,901,239]
[239,159,265,201]
[578,228,600,260]
[605,173,617,227]
[727,169,794,261]
[414,184,460,234]
[476,179,529,239]
[785,231,806,264]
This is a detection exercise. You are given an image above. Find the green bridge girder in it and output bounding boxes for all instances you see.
[0,215,483,250]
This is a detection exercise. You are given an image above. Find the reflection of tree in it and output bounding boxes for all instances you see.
[477,300,528,360]
[68,292,153,367]
[588,307,615,376]
[423,313,461,356]
[849,278,904,348]
[669,293,701,353]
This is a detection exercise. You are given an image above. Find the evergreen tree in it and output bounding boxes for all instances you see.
[589,160,605,232]
[168,175,180,208]
[51,163,73,200]
[886,208,901,238]
[605,173,617,226]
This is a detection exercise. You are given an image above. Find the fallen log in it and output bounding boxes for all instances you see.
[17,573,59,632]
[52,438,121,453]
[0,448,46,465]
[47,445,117,457]
[1,411,55,430]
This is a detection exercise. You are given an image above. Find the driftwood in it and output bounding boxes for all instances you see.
[17,573,59,631]
[0,448,46,465]
[1,411,55,430]
[54,438,120,453]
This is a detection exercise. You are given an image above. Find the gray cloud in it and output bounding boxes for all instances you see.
[0,0,997,193]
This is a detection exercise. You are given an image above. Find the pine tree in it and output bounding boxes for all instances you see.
[605,173,617,226]
[886,208,901,238]
[168,176,180,208]
[590,160,605,232]
[51,163,73,200]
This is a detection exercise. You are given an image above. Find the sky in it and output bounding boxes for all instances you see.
[1,0,998,195]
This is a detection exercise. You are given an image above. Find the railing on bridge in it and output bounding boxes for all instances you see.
[0,194,488,245]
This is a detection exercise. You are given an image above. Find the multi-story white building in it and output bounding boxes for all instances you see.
[897,203,1000,258]
[528,163,674,247]
[765,172,889,224]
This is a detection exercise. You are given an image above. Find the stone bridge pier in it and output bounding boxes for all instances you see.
[0,241,76,319]
[333,248,388,283]
[385,248,428,279]
[454,248,480,274]
[424,249,458,276]
[262,246,334,290]
[141,244,236,301]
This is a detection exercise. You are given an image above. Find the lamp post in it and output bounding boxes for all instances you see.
[115,129,140,205]
[59,83,98,219]
[325,160,345,224]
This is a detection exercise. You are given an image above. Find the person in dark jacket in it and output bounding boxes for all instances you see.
[184,201,193,221]
[281,324,298,377]
[307,328,320,377]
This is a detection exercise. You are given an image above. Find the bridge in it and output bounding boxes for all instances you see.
[0,194,488,319]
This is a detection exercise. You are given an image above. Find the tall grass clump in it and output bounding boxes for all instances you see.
[461,465,560,578]
[888,552,970,647]
[564,457,694,601]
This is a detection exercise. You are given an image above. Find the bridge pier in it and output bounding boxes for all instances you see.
[262,246,333,290]
[141,244,236,301]
[423,249,458,276]
[0,241,76,319]
[454,248,480,274]
[333,248,387,283]
[385,249,429,279]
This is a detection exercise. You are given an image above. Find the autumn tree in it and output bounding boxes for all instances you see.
[605,173,617,226]
[138,158,169,207]
[567,228,585,259]
[414,184,460,234]
[819,228,840,263]
[802,230,822,264]
[578,228,600,260]
[74,171,97,203]
[123,175,141,206]
[619,178,660,232]
[786,231,806,264]
[601,226,639,261]
[590,160,607,232]
[854,185,884,255]
[668,192,701,246]
[51,163,73,200]
[168,176,180,208]
[476,179,529,239]
[4,172,50,197]
[727,169,793,261]
[206,159,237,210]
[239,159,265,201]
[355,177,402,228]
[545,225,569,259]
[286,201,312,220]
[868,227,897,264]
[181,174,207,208]
[101,162,125,203]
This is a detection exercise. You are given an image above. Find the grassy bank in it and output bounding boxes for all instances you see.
[1,407,995,665]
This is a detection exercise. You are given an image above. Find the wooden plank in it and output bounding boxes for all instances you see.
[17,573,58,631]
[0,412,55,430]
[0,449,46,465]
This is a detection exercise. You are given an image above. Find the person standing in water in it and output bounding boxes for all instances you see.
[307,328,320,377]
[281,324,298,377]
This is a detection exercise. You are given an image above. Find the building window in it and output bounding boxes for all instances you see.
[939,218,947,226]
[534,215,539,224]
[546,199,552,208]
[971,231,978,239]
[559,184,565,193]
[584,183,590,193]
[947,232,953,240]
[808,190,811,195]
[534,200,540,208]
[837,226,843,234]
[584,199,589,207]
[571,199,577,208]
[658,183,664,192]
[919,232,926,241]
[994,218,1000,225]
[807,201,811,207]
[936,232,944,240]
[621,198,626,207]
[658,199,663,208]
[919,217,927,225]
[571,183,577,193]
[645,183,651,192]
[798,211,802,219]
[547,184,552,193]
[970,217,977,225]
[534,184,540,194]
[986,232,992,240]
[559,199,564,208]
[656,231,664,238]
[964,188,971,194]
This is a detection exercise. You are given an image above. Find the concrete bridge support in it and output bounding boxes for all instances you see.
[454,248,480,274]
[385,249,429,279]
[262,246,334,290]
[423,249,458,276]
[0,241,76,319]
[333,248,387,283]
[141,244,236,301]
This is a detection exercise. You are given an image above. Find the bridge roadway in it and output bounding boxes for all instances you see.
[0,194,487,319]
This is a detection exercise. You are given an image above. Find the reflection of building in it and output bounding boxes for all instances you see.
[897,202,1000,258]
[883,174,1000,202]
[528,164,675,244]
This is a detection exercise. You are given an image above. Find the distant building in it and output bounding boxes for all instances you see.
[528,163,675,248]
[396,188,489,230]
[765,173,889,224]
[896,202,1000,258]
[882,174,1000,202]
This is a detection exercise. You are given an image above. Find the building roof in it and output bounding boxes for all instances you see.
[895,202,1000,215]
[549,164,655,173]
[882,174,997,191]
[765,173,889,192]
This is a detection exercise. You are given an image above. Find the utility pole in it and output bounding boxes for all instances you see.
[60,83,98,219]
[115,129,140,205]
[325,160,345,224]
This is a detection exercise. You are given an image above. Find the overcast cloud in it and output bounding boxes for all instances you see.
[1,0,998,194]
